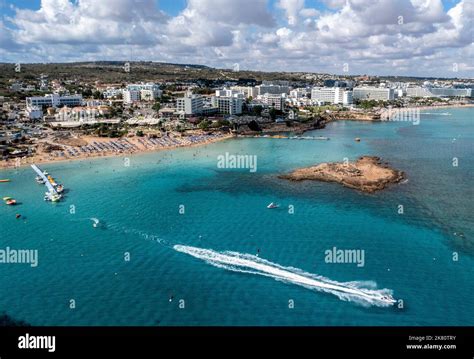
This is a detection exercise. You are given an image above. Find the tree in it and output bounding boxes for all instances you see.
[93,90,103,99]
[253,105,263,116]
[269,108,277,121]
[136,130,144,137]
[199,120,210,130]
[82,88,93,97]
[152,101,161,113]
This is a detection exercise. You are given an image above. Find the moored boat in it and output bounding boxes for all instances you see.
[3,197,17,205]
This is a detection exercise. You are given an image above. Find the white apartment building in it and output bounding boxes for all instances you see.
[256,84,290,96]
[215,89,240,97]
[230,86,258,98]
[176,92,204,115]
[429,88,471,97]
[311,87,353,105]
[211,96,243,115]
[353,87,395,101]
[26,94,83,108]
[103,88,123,99]
[406,87,433,97]
[289,88,309,99]
[406,86,471,98]
[123,90,141,104]
[127,83,162,100]
[26,106,43,120]
[261,93,286,111]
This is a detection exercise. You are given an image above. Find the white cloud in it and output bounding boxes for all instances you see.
[0,0,472,77]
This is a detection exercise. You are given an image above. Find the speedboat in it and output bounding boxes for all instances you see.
[44,192,62,202]
[380,294,396,305]
[3,197,17,205]
[56,185,64,193]
[267,202,279,209]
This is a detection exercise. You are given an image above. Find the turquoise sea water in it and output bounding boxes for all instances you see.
[0,108,473,326]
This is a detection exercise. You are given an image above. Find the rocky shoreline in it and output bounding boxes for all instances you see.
[279,156,405,193]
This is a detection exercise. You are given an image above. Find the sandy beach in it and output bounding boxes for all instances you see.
[0,132,234,170]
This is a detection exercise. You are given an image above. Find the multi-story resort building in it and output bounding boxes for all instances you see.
[127,83,162,101]
[260,93,286,111]
[255,84,290,96]
[289,88,310,99]
[26,106,43,120]
[26,94,83,108]
[353,87,395,101]
[123,90,141,104]
[311,87,353,105]
[176,92,204,115]
[212,91,244,115]
[103,88,123,99]
[428,88,472,97]
[406,86,472,98]
[230,86,259,99]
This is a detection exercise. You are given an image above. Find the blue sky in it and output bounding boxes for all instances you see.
[0,0,461,15]
[1,0,462,17]
[0,0,472,77]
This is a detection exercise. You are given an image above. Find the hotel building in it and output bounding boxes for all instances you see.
[261,93,286,111]
[211,92,244,115]
[176,92,204,115]
[123,90,141,104]
[26,94,83,108]
[311,87,353,105]
[353,87,395,101]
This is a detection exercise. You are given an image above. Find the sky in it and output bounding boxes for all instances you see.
[0,0,472,77]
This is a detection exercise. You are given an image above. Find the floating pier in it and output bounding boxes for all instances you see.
[31,164,62,202]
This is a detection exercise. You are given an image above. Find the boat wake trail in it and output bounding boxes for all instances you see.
[106,222,170,246]
[174,245,396,307]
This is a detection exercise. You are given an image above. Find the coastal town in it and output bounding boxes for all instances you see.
[1,0,474,352]
[0,61,473,169]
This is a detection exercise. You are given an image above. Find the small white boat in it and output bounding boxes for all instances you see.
[44,192,62,202]
[267,202,279,209]
[91,218,100,228]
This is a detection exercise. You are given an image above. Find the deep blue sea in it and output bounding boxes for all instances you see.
[1,108,473,326]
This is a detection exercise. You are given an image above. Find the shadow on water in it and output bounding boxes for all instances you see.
[0,312,30,327]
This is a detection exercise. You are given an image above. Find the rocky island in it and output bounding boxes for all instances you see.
[279,156,405,193]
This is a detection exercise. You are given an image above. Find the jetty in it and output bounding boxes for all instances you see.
[31,164,63,202]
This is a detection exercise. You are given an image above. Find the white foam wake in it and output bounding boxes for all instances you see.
[174,245,396,307]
